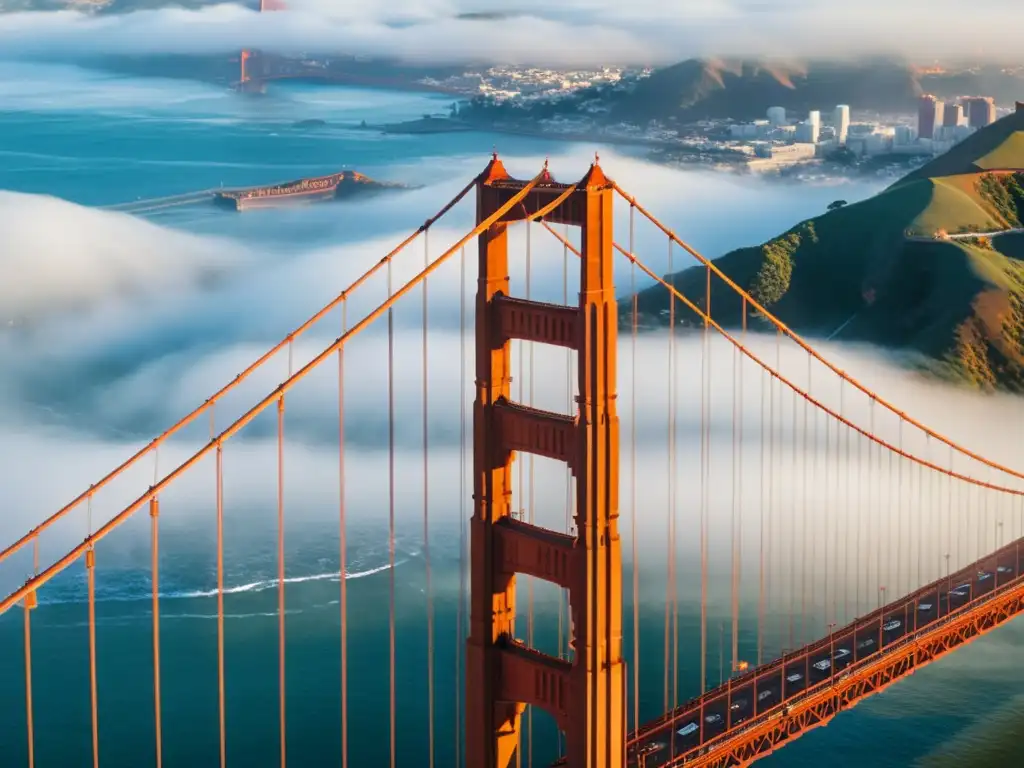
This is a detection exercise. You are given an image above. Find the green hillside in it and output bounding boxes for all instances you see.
[629,112,1024,392]
[896,108,1024,184]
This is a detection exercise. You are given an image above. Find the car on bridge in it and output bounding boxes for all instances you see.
[677,722,698,737]
[950,583,972,597]
[882,619,901,632]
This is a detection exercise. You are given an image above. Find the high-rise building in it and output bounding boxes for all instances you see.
[807,110,821,143]
[943,103,964,128]
[918,95,943,140]
[963,97,997,128]
[833,104,851,144]
[767,106,787,126]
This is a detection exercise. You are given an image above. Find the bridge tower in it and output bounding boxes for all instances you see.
[467,156,625,768]
[238,0,286,91]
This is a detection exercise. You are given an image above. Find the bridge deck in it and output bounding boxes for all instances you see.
[630,535,1024,766]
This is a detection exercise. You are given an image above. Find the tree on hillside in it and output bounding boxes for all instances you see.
[827,200,848,212]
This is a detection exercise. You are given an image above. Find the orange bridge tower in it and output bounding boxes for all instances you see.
[239,0,287,90]
[467,156,625,768]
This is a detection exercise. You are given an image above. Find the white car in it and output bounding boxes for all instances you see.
[730,699,747,711]
[813,659,831,671]
[757,689,773,702]
[677,722,698,737]
[835,648,852,661]
[857,638,875,650]
[704,714,722,725]
[918,602,933,611]
[998,566,1013,574]
[978,571,993,582]
[950,583,972,597]
[882,619,901,631]
[786,673,803,683]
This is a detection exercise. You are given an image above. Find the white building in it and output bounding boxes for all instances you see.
[834,105,850,145]
[894,125,917,145]
[767,106,787,126]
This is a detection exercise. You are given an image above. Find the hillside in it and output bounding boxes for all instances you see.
[629,111,1024,392]
[608,58,923,123]
[897,108,1024,183]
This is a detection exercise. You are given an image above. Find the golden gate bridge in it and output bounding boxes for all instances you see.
[2,154,1024,768]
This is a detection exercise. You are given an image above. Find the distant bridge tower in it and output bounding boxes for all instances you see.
[238,0,287,92]
[467,156,625,768]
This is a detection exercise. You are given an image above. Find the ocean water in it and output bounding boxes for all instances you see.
[0,59,1023,767]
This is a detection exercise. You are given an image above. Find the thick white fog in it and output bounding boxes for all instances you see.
[0,0,1020,65]
[1,142,1022,656]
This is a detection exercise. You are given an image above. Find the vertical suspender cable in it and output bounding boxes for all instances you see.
[630,204,640,734]
[671,240,680,715]
[216,445,226,768]
[388,249,397,768]
[663,237,674,714]
[151,497,162,768]
[515,222,524,768]
[562,224,572,758]
[456,245,467,768]
[423,230,436,768]
[526,220,535,768]
[700,264,710,695]
[758,349,766,666]
[24,539,37,768]
[87,493,99,768]
[277,395,287,768]
[339,299,349,768]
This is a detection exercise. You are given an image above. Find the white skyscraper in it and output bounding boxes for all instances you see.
[807,110,821,143]
[834,104,851,145]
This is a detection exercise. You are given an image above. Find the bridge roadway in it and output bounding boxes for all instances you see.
[629,536,1024,766]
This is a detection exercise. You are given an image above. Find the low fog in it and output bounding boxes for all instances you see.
[0,0,1020,66]
[1,140,1022,664]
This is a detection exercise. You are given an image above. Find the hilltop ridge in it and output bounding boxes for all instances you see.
[629,109,1024,392]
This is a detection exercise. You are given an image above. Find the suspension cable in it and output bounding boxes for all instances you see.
[526,217,535,768]
[630,202,640,735]
[668,236,678,720]
[151,497,163,768]
[611,183,1024,484]
[700,264,711,694]
[388,247,397,768]
[0,174,484,572]
[339,298,349,768]
[423,228,436,768]
[456,244,467,768]
[24,585,35,768]
[87,541,99,768]
[216,445,226,768]
[277,394,287,768]
[1,172,548,622]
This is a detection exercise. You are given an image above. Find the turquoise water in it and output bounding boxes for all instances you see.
[1,59,1022,767]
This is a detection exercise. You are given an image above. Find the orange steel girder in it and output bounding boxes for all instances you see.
[672,578,1024,768]
[467,156,625,768]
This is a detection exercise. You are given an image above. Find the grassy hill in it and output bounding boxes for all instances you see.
[629,111,1024,392]
[607,58,923,123]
